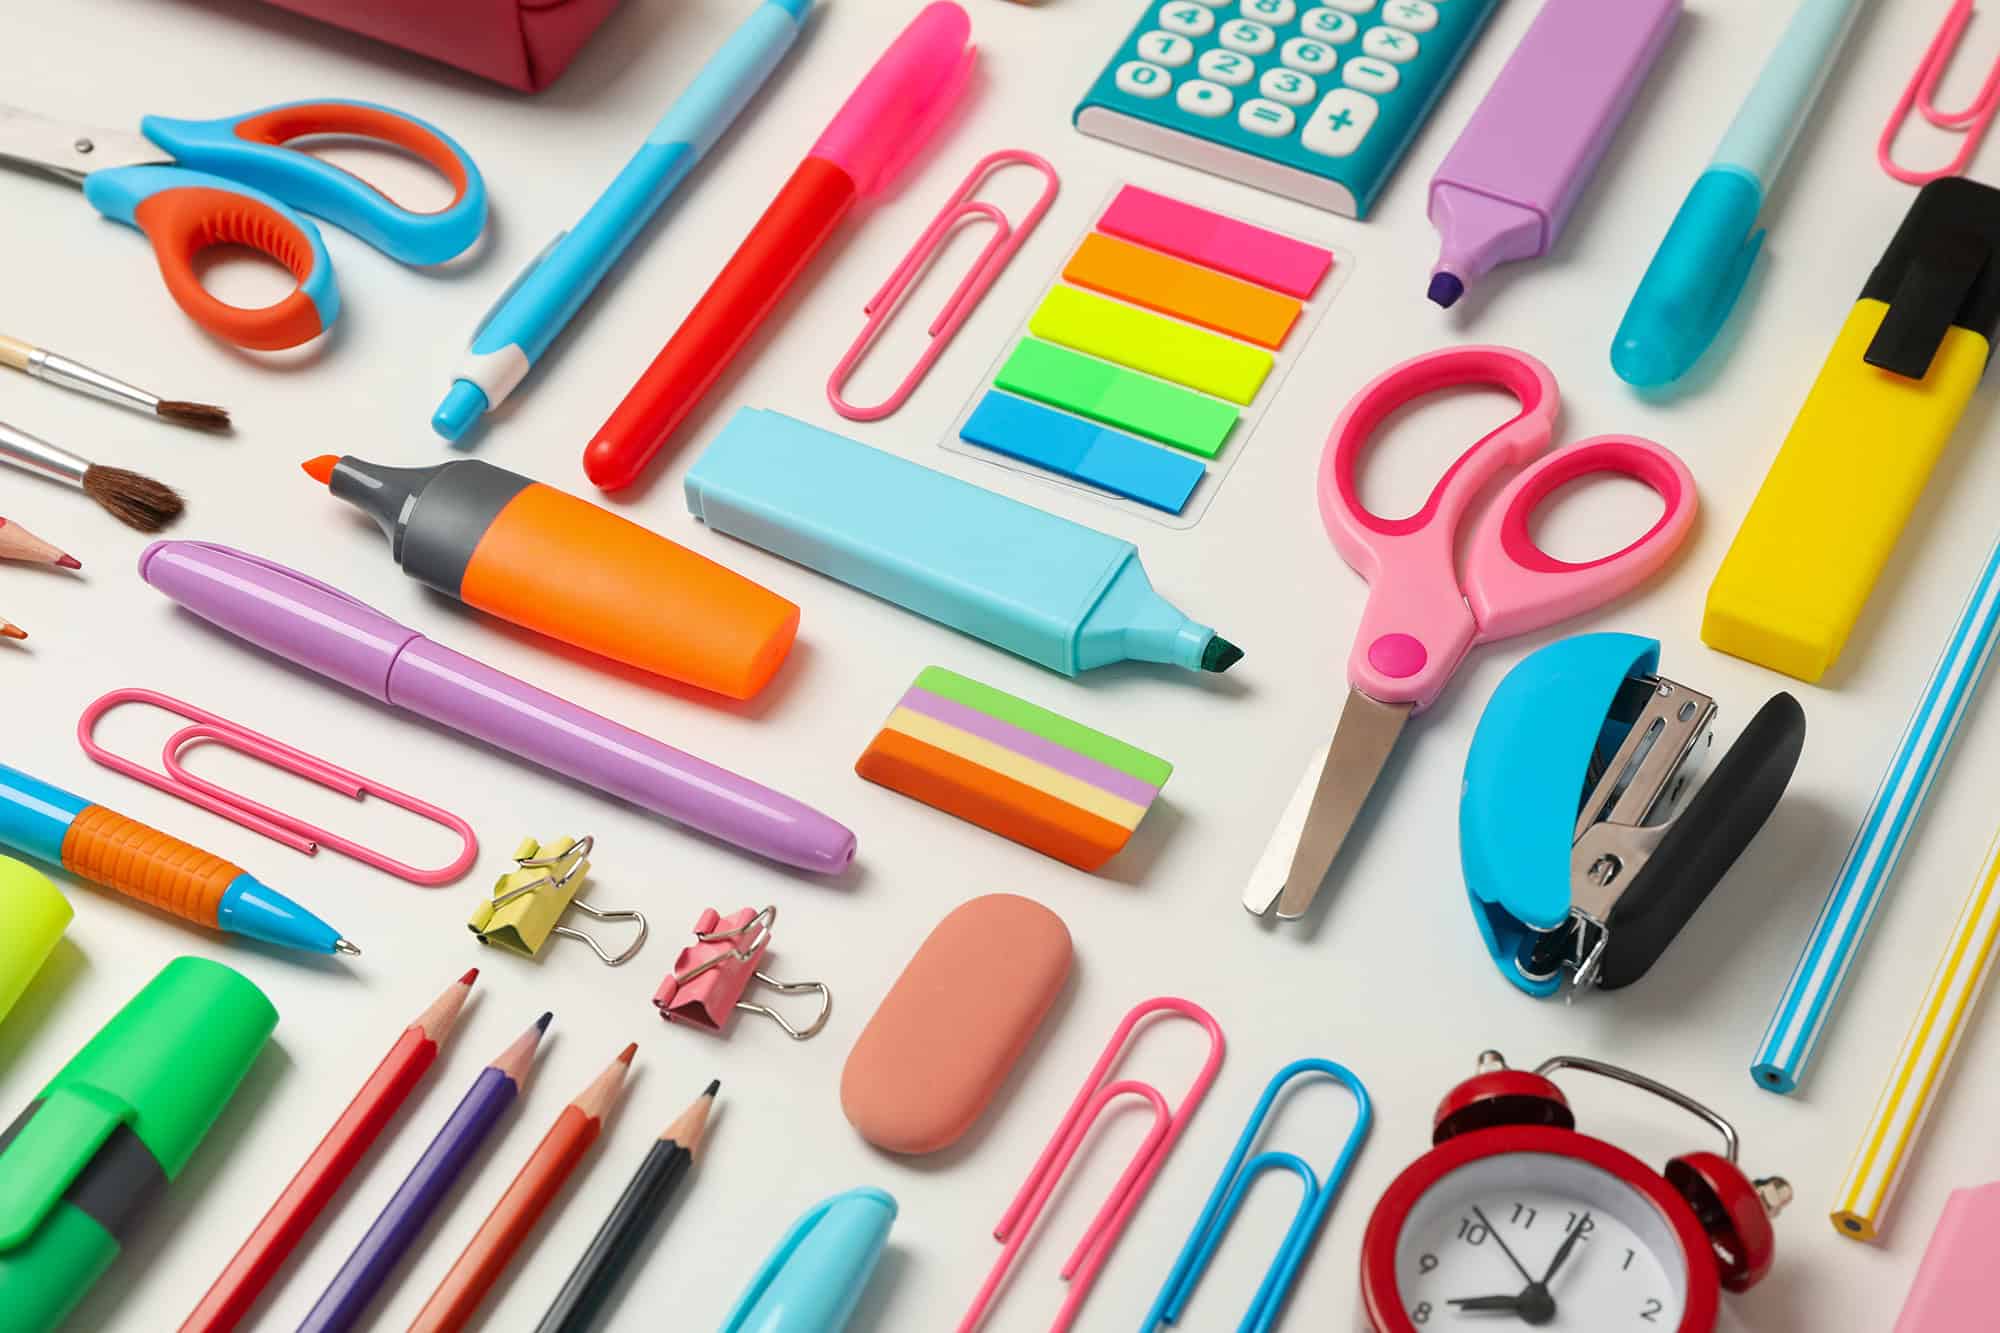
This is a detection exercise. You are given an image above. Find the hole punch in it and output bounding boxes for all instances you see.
[654,906,831,1040]
[77,686,477,886]
[468,835,647,965]
[827,150,1059,422]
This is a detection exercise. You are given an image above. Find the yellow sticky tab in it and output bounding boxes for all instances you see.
[467,836,589,958]
[1028,285,1274,405]
[1704,300,1988,682]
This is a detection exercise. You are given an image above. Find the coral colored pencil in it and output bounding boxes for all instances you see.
[178,971,478,1333]
[0,516,80,569]
[408,1045,636,1333]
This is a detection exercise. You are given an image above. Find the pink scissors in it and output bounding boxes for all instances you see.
[1245,346,1697,919]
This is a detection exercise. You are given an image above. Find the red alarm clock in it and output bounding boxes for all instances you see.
[1358,1052,1791,1332]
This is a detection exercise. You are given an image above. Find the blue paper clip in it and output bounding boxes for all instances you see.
[1143,1059,1372,1333]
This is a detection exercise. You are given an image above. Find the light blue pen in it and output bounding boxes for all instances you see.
[1610,0,1865,388]
[432,0,812,442]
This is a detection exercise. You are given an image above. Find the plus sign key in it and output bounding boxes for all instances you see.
[1301,89,1378,155]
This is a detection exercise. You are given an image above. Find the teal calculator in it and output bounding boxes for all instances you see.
[1075,0,1502,219]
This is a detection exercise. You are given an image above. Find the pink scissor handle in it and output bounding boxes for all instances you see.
[1467,434,1697,645]
[1318,346,1560,709]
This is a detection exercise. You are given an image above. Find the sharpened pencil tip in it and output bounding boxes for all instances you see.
[618,1042,638,1066]
[335,938,360,956]
[57,554,80,570]
[458,967,478,986]
[704,1079,720,1097]
[535,1011,553,1033]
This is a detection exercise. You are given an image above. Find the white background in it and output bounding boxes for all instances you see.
[3,0,1998,1329]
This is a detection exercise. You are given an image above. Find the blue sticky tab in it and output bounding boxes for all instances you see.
[962,393,1204,515]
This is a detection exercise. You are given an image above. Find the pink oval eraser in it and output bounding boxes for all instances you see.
[840,893,1072,1155]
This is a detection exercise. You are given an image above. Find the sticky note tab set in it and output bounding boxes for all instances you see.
[948,184,1343,526]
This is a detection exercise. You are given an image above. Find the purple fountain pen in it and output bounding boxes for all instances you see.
[139,540,856,874]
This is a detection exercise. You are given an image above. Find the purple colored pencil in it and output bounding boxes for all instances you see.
[297,1014,549,1333]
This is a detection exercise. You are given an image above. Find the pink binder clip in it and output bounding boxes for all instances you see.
[827,150,1060,422]
[958,996,1226,1333]
[1881,1,2000,185]
[653,905,831,1040]
[76,687,478,886]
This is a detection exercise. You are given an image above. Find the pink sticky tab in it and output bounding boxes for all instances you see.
[1098,185,1333,298]
[1895,1183,2000,1332]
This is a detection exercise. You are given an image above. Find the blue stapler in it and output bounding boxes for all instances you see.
[1461,633,1804,999]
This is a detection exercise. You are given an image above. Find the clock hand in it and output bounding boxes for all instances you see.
[1448,1294,1527,1313]
[1472,1206,1538,1288]
[1538,1212,1592,1286]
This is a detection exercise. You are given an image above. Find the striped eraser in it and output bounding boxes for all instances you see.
[856,667,1172,871]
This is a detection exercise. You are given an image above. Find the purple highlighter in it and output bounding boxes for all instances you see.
[138,540,857,875]
[299,1014,547,1333]
[1427,0,1680,308]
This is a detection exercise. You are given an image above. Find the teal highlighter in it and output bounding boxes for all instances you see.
[432,0,811,441]
[685,409,1242,677]
[721,1188,896,1332]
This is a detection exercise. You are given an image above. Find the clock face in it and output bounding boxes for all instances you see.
[1389,1151,1691,1330]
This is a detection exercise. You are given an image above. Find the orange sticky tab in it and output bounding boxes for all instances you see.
[1062,233,1302,348]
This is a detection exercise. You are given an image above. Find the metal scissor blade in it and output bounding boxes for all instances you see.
[1244,690,1411,920]
[0,103,161,184]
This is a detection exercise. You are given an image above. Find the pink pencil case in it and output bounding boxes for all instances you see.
[261,0,625,92]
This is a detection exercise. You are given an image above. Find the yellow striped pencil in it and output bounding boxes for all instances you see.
[1832,823,2000,1242]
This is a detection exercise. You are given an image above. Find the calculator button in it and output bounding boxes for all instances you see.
[1136,30,1196,66]
[1299,8,1360,41]
[1158,3,1217,36]
[1384,0,1438,30]
[1282,37,1340,74]
[1176,80,1236,117]
[1240,0,1297,21]
[1342,55,1399,93]
[1259,66,1319,105]
[1238,98,1298,137]
[1362,25,1420,61]
[1301,88,1379,156]
[1218,19,1276,53]
[1115,60,1173,98]
[1326,0,1377,10]
[1199,48,1257,85]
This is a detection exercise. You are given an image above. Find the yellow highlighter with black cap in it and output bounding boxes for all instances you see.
[1705,177,2000,682]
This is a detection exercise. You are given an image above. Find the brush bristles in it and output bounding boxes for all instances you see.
[155,400,231,431]
[82,465,183,532]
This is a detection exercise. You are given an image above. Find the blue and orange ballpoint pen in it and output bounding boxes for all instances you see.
[433,0,812,442]
[0,760,354,956]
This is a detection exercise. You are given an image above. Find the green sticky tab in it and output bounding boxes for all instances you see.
[912,667,1174,787]
[995,339,1236,459]
[1028,286,1274,405]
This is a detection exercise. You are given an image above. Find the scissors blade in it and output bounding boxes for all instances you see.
[0,103,162,183]
[1243,690,1410,920]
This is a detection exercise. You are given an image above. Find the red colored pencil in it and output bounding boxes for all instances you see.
[179,970,478,1333]
[407,1044,636,1333]
[0,515,80,569]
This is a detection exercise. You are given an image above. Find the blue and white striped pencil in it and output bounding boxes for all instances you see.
[1752,533,2000,1095]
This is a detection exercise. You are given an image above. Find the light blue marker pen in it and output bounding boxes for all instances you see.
[432,0,812,442]
[1611,0,1864,388]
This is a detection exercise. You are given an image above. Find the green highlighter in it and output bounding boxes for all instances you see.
[0,956,276,1331]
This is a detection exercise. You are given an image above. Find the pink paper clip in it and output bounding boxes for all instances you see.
[76,687,478,886]
[827,149,1060,422]
[958,996,1226,1333]
[1881,1,2000,185]
[653,905,831,1040]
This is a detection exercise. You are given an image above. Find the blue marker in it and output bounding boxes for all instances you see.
[432,0,812,442]
[1611,0,1864,388]
[720,1188,897,1332]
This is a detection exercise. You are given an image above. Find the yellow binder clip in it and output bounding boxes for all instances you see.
[468,836,648,965]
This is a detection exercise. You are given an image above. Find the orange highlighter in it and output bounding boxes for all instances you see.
[303,454,797,699]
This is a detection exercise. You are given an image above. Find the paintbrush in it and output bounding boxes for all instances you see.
[0,334,229,431]
[0,421,183,532]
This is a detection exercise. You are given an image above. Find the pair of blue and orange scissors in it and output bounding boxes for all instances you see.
[1245,345,1699,921]
[0,98,486,350]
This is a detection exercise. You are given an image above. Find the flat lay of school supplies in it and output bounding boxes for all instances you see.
[13,0,2000,1326]
[1246,345,1695,921]
[0,98,485,348]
